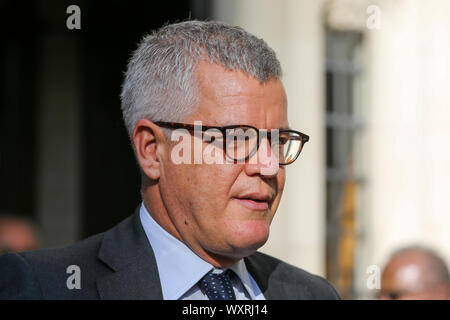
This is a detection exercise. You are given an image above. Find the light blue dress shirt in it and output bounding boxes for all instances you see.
[139,203,265,300]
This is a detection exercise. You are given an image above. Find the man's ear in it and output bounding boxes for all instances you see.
[132,119,166,181]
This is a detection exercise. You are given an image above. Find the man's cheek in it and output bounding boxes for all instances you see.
[277,170,286,194]
[198,164,234,184]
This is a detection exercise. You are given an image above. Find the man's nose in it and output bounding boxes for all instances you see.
[244,137,279,177]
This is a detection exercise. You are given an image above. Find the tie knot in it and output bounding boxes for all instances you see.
[198,269,236,300]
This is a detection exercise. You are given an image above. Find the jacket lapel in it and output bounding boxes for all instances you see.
[96,209,163,299]
[244,252,314,300]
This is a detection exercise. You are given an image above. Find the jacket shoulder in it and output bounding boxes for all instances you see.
[246,251,340,300]
[0,252,43,299]
[19,232,105,270]
[0,232,106,299]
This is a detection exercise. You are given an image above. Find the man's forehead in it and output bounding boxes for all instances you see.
[196,61,286,98]
[192,62,287,127]
[188,102,288,129]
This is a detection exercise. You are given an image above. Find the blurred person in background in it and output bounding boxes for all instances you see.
[0,214,39,254]
[379,245,450,300]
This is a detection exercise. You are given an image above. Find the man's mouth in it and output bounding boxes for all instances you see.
[234,193,272,211]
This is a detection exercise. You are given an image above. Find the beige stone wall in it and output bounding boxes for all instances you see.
[213,0,450,298]
[366,0,450,293]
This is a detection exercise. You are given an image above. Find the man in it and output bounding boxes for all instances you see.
[380,246,450,300]
[0,20,339,300]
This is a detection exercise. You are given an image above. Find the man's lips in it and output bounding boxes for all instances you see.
[234,193,272,211]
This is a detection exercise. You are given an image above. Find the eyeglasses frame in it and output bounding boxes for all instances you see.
[153,121,310,165]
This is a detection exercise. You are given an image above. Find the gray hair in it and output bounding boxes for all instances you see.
[120,20,282,142]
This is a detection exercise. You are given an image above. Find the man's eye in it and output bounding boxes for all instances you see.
[203,134,223,146]
[235,134,249,141]
[388,292,400,299]
[279,137,289,144]
[274,135,289,145]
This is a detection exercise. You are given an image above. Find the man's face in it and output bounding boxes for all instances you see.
[159,62,288,264]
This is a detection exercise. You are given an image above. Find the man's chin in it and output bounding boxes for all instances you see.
[206,233,268,268]
[202,220,271,264]
[228,225,270,256]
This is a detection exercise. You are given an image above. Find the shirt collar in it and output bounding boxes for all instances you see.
[139,202,258,300]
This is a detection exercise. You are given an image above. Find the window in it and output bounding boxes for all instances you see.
[325,30,366,299]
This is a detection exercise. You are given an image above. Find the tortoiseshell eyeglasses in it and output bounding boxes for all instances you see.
[154,121,310,165]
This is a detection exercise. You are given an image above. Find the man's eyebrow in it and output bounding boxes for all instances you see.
[213,123,292,130]
[204,123,293,132]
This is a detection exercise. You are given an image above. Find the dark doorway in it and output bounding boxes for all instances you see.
[1,0,212,243]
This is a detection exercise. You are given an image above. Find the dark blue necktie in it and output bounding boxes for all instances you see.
[198,269,236,300]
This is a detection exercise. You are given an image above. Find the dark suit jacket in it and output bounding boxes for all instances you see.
[0,210,340,300]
